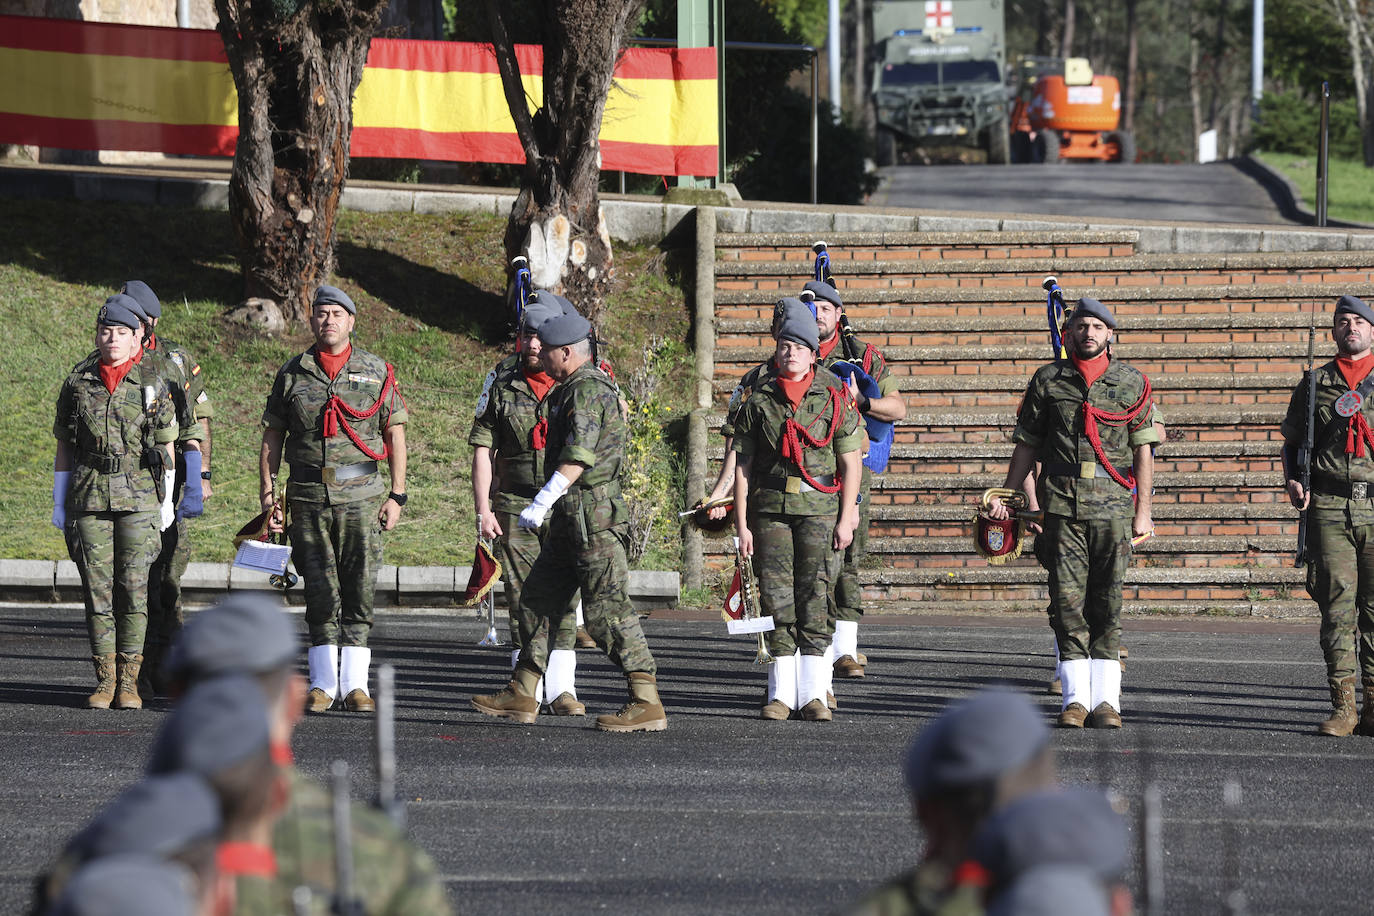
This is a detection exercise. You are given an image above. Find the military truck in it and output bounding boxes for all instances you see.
[870,0,1009,165]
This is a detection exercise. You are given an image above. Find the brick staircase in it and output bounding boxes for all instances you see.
[702,228,1374,616]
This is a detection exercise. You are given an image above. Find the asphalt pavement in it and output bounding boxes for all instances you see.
[870,162,1295,225]
[1,603,1371,915]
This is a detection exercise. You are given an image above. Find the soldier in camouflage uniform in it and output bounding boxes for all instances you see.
[1282,295,1374,737]
[117,281,212,696]
[261,285,408,715]
[473,312,667,732]
[733,299,862,721]
[806,280,906,680]
[162,593,453,915]
[847,689,1056,916]
[470,290,585,715]
[989,298,1159,729]
[53,296,177,710]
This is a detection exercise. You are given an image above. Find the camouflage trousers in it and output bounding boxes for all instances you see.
[833,467,872,624]
[1043,514,1132,661]
[144,514,191,659]
[1306,509,1374,680]
[754,512,838,657]
[65,511,161,655]
[494,510,578,652]
[288,499,382,648]
[516,512,655,677]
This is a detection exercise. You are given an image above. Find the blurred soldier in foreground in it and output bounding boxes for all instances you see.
[848,687,1056,915]
[1282,294,1374,736]
[260,285,408,713]
[48,855,208,916]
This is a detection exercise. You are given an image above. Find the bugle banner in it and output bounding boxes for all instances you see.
[0,15,718,176]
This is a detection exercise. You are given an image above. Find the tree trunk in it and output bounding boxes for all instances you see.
[1060,0,1076,58]
[215,0,388,324]
[1189,3,1203,162]
[1123,0,1138,133]
[1333,0,1374,166]
[485,0,644,325]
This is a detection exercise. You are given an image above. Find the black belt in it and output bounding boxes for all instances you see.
[760,473,835,494]
[290,461,378,484]
[1312,477,1372,500]
[1043,461,1114,480]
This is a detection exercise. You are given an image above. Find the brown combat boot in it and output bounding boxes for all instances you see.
[343,689,376,713]
[1319,676,1359,737]
[833,655,865,679]
[826,690,838,710]
[596,672,667,733]
[1058,702,1089,728]
[471,667,541,724]
[1361,678,1374,737]
[549,692,586,716]
[799,699,832,721]
[305,688,334,713]
[87,654,116,709]
[114,653,143,710]
[1091,702,1123,729]
[575,627,597,649]
[760,700,791,720]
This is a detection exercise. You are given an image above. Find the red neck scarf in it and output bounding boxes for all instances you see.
[1071,351,1110,388]
[1338,356,1374,456]
[98,347,143,394]
[777,369,814,410]
[524,369,556,402]
[217,843,278,877]
[1337,355,1374,391]
[818,332,840,361]
[316,344,352,380]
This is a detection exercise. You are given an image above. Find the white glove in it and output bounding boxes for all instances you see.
[159,469,176,531]
[518,471,571,530]
[52,471,71,529]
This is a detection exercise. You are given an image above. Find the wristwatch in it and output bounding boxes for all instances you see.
[200,470,213,481]
[388,491,408,506]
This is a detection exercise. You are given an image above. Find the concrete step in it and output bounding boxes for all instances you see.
[706,533,1294,558]
[716,230,1144,263]
[850,597,1317,618]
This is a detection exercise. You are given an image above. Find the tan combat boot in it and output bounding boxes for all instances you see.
[471,667,541,724]
[1362,678,1374,737]
[1319,676,1359,737]
[549,693,586,716]
[575,627,597,649]
[760,700,791,720]
[87,654,116,710]
[114,653,143,710]
[1058,703,1089,728]
[799,699,833,721]
[596,672,667,733]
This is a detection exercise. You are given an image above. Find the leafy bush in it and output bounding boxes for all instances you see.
[1250,91,1363,160]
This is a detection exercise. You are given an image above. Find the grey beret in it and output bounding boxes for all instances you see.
[1335,294,1374,325]
[775,297,820,352]
[987,865,1111,916]
[147,674,271,777]
[69,773,220,862]
[1070,297,1116,329]
[973,787,1130,886]
[537,312,592,348]
[313,284,356,315]
[521,290,569,332]
[96,295,143,331]
[52,855,197,916]
[164,594,299,686]
[120,280,161,319]
[904,688,1050,799]
[803,279,843,309]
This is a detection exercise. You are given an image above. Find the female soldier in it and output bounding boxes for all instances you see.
[53,295,176,709]
[733,298,862,721]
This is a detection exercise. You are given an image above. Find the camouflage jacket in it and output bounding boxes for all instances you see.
[265,767,453,916]
[846,861,985,916]
[722,359,775,440]
[73,341,201,446]
[1281,359,1374,522]
[1012,357,1162,521]
[732,367,863,516]
[153,335,212,440]
[54,355,177,514]
[263,347,407,505]
[543,360,629,534]
[467,353,550,513]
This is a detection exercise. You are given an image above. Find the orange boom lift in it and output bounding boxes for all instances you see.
[1009,57,1135,164]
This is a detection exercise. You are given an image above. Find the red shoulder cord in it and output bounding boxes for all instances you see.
[1081,375,1152,490]
[779,387,846,494]
[322,363,402,461]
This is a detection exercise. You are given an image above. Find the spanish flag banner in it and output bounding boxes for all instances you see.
[0,15,718,176]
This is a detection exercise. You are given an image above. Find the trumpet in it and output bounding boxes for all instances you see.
[735,541,773,665]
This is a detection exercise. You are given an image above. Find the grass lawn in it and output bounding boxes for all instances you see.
[1253,150,1374,226]
[3,197,693,569]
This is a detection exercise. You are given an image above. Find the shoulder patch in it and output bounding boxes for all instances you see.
[474,369,497,418]
[727,384,745,415]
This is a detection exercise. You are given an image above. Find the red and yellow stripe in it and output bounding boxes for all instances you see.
[0,15,717,175]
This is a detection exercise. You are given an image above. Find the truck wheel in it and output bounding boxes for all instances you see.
[1010,131,1032,164]
[1036,130,1061,163]
[876,128,897,167]
[1106,130,1136,164]
[986,120,1011,165]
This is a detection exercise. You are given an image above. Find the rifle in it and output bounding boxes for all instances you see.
[330,760,364,916]
[1295,322,1317,567]
[373,663,406,829]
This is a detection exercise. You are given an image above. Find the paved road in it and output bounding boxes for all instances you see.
[2,604,1370,915]
[870,162,1296,225]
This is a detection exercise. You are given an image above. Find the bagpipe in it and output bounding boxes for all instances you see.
[679,494,735,536]
[811,242,895,473]
[973,488,1045,564]
[511,255,532,338]
[1043,275,1070,359]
